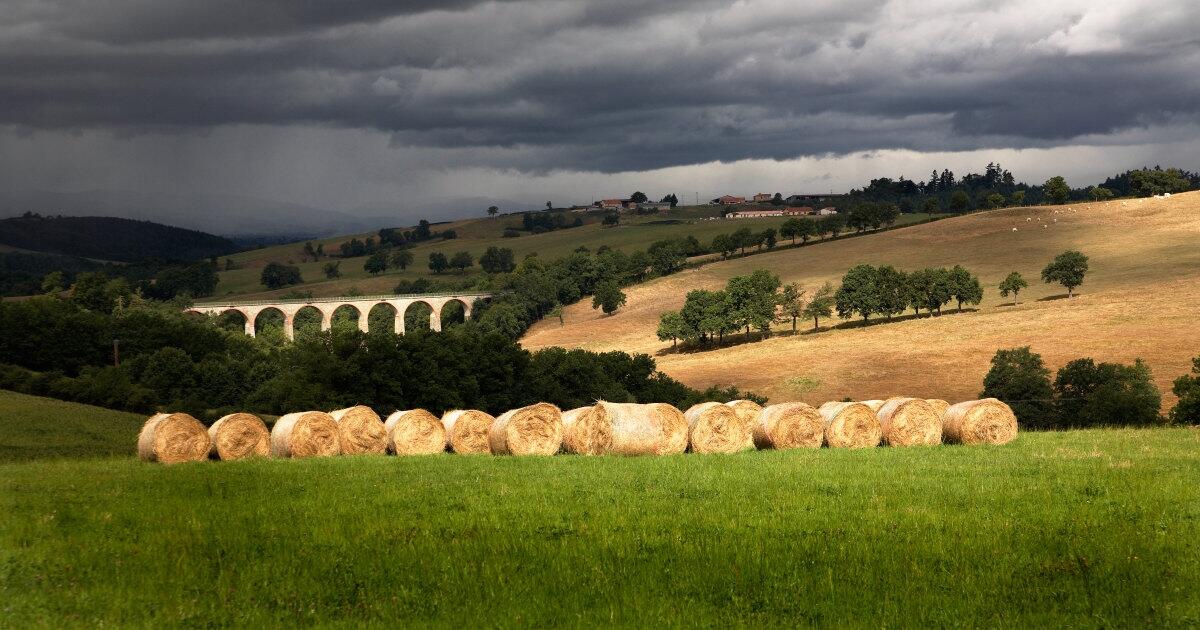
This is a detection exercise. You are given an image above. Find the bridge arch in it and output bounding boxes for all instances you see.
[439,298,468,329]
[367,302,399,334]
[403,300,434,333]
[292,305,325,339]
[331,304,365,332]
[253,307,287,339]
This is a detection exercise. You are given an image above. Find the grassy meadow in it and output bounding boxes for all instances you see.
[1,390,1198,626]
[213,208,943,300]
[525,192,1200,406]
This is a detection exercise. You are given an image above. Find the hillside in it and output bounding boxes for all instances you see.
[524,192,1200,406]
[0,390,144,461]
[0,214,239,263]
[212,207,941,299]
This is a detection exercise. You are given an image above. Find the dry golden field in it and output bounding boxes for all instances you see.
[523,192,1200,406]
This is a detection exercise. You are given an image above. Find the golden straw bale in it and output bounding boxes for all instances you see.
[441,409,495,454]
[876,398,942,446]
[329,405,388,455]
[817,402,882,448]
[942,399,1018,445]
[725,399,763,449]
[385,409,447,455]
[754,402,824,450]
[596,402,687,456]
[860,399,886,412]
[925,399,951,417]
[270,411,341,458]
[138,412,210,463]
[561,405,615,455]
[207,412,269,460]
[683,402,752,454]
[489,403,562,456]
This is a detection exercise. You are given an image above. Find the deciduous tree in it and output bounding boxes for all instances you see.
[1041,250,1089,296]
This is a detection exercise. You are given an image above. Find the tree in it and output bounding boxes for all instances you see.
[1170,356,1200,425]
[1054,358,1161,427]
[545,201,553,211]
[777,282,806,331]
[487,205,499,218]
[732,227,754,255]
[41,271,65,294]
[949,190,971,212]
[908,267,952,314]
[442,229,458,240]
[948,265,983,311]
[980,347,1056,429]
[657,311,686,348]
[450,251,474,274]
[1009,190,1026,206]
[771,192,783,205]
[479,246,516,274]
[260,262,302,290]
[1088,186,1114,201]
[647,239,686,275]
[660,193,679,207]
[762,228,777,249]
[875,266,908,320]
[711,233,737,259]
[998,271,1028,303]
[1041,250,1089,297]
[680,289,733,345]
[323,261,341,279]
[390,248,414,270]
[364,251,389,275]
[726,270,781,336]
[796,219,817,243]
[984,192,1005,209]
[835,264,880,322]
[602,212,619,226]
[803,283,835,330]
[922,197,940,213]
[1129,167,1193,197]
[592,280,627,315]
[629,191,648,203]
[779,218,801,244]
[428,252,449,274]
[1043,175,1070,205]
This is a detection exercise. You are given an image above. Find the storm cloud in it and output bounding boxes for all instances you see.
[1,0,1198,215]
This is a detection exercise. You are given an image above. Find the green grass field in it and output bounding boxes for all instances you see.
[214,210,944,300]
[1,390,1197,626]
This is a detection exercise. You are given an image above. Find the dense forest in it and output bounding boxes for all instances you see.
[0,214,239,262]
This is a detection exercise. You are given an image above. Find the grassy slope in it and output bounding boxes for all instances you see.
[213,208,941,300]
[0,389,143,461]
[524,192,1200,407]
[0,427,1197,626]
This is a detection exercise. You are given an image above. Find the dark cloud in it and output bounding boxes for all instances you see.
[1,0,1198,176]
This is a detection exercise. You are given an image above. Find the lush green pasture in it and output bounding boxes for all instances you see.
[0,389,143,461]
[2,418,1197,627]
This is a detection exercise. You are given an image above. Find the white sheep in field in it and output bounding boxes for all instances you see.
[1026,217,1032,221]
[1012,227,1018,232]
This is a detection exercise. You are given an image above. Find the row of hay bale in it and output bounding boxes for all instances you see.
[138,397,1017,463]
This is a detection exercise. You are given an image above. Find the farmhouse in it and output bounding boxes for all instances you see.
[816,207,839,215]
[599,199,624,210]
[726,207,812,218]
[717,195,746,205]
[752,193,774,202]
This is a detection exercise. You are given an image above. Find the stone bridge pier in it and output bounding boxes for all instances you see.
[186,292,491,340]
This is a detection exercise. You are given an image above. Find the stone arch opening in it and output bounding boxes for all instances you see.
[254,307,286,339]
[368,302,399,334]
[440,299,467,329]
[404,300,433,332]
[331,304,363,331]
[293,305,324,338]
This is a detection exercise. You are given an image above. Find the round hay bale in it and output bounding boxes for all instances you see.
[442,409,495,454]
[818,402,882,448]
[385,409,447,455]
[597,402,687,456]
[329,405,387,455]
[207,412,269,460]
[725,399,763,449]
[753,402,824,450]
[861,399,886,412]
[138,412,210,463]
[942,399,1018,445]
[683,402,752,454]
[876,398,942,446]
[561,405,615,455]
[270,411,341,458]
[489,403,562,456]
[925,399,951,417]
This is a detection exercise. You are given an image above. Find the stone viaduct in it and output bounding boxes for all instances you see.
[185,292,492,340]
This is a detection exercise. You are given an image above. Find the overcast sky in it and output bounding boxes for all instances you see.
[2,0,1198,218]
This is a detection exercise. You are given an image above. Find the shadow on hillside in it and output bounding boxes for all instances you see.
[655,308,979,356]
[1037,294,1072,302]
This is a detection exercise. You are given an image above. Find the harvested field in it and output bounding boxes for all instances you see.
[523,194,1200,407]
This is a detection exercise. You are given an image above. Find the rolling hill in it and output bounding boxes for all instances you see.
[0,214,239,263]
[523,192,1200,407]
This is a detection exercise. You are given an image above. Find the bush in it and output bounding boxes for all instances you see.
[1054,358,1162,428]
[1169,357,1200,425]
[980,347,1056,429]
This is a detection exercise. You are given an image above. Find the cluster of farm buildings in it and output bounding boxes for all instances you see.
[568,192,842,218]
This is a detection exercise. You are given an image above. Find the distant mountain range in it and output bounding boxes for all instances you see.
[0,214,239,263]
[0,189,537,238]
